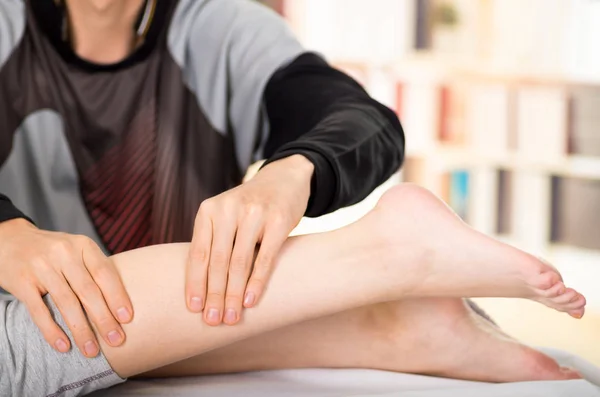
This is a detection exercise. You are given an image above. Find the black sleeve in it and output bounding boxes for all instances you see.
[262,53,405,217]
[0,194,34,224]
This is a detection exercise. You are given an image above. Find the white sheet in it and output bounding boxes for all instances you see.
[93,348,600,396]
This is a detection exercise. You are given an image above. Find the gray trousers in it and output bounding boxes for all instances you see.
[0,294,124,396]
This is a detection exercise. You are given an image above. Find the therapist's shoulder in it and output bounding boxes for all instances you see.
[0,0,26,70]
[171,0,286,31]
[168,0,296,58]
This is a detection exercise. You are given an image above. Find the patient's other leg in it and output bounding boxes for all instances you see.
[142,298,580,383]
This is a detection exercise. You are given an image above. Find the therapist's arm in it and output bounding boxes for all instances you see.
[261,53,405,217]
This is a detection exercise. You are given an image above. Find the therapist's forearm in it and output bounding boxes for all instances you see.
[262,53,405,217]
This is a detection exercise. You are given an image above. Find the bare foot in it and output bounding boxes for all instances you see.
[367,298,582,382]
[366,184,586,317]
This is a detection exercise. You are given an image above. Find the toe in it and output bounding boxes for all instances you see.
[553,295,586,313]
[522,349,574,381]
[539,272,561,290]
[551,288,577,305]
[563,295,586,310]
[569,307,585,319]
[559,367,583,380]
[536,281,565,298]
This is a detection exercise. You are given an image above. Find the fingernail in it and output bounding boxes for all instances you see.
[55,338,69,352]
[244,292,255,307]
[190,297,204,312]
[108,330,122,346]
[207,308,220,323]
[116,307,131,323]
[84,340,98,357]
[225,308,237,323]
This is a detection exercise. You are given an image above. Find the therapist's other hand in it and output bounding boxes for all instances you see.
[0,219,133,357]
[186,155,313,326]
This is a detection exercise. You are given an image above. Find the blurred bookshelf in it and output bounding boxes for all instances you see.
[259,0,600,307]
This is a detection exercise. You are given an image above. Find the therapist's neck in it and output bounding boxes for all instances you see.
[64,0,145,64]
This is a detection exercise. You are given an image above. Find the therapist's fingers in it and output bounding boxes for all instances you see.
[83,239,133,326]
[204,213,237,326]
[223,213,262,325]
[24,288,72,354]
[40,270,99,358]
[243,219,288,309]
[63,252,124,349]
[186,206,213,313]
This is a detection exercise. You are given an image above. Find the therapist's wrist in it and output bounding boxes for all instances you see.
[260,154,315,187]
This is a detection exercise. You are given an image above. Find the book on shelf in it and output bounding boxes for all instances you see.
[366,69,398,111]
[402,157,428,186]
[551,177,600,251]
[401,156,445,199]
[444,169,470,221]
[395,82,405,119]
[401,80,441,154]
[414,0,431,50]
[439,83,468,144]
[496,169,513,235]
[516,86,568,163]
[510,172,552,254]
[569,86,600,157]
[469,167,499,235]
[467,83,512,156]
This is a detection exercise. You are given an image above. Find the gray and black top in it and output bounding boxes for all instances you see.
[0,0,405,254]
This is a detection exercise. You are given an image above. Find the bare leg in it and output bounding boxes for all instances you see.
[142,299,580,383]
[100,185,585,378]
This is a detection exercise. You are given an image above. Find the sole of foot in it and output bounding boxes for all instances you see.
[368,298,582,383]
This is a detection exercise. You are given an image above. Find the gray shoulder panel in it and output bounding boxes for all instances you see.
[168,0,304,170]
[0,111,105,251]
[0,0,25,69]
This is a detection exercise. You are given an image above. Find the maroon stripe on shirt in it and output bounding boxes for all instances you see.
[86,134,154,204]
[113,200,152,252]
[84,125,149,189]
[82,101,158,253]
[84,143,122,184]
[136,230,152,249]
[97,160,154,236]
[87,143,154,234]
[102,176,153,243]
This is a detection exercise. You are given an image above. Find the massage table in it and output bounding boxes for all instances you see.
[93,348,600,396]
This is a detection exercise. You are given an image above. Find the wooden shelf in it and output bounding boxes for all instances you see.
[407,148,600,181]
[332,53,600,86]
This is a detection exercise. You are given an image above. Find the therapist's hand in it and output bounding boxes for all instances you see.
[186,155,313,326]
[0,219,133,357]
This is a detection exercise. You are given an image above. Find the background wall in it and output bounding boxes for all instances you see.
[258,0,600,365]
